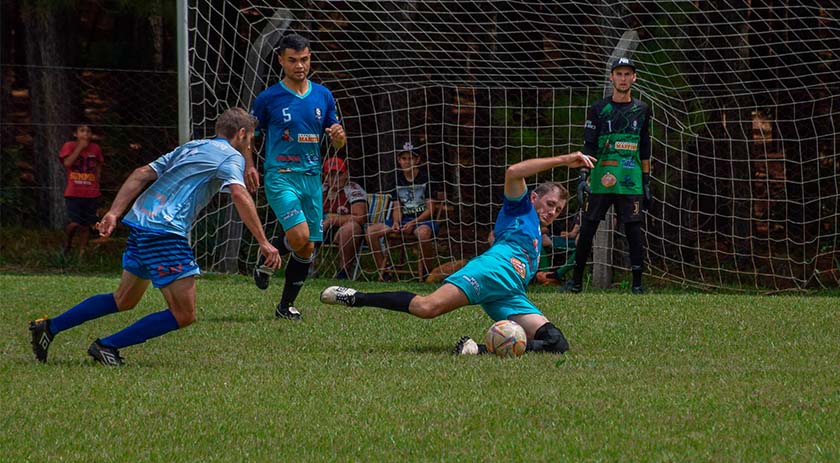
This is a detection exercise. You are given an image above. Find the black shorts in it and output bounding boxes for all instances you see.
[583,194,643,223]
[66,197,99,226]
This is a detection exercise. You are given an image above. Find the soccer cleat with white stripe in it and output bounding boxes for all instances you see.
[275,304,301,320]
[320,286,357,307]
[29,318,54,363]
[88,339,124,366]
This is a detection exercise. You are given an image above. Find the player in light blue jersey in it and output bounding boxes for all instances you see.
[320,152,595,355]
[246,33,346,320]
[28,108,281,366]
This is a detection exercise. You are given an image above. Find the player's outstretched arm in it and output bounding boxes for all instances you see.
[96,165,157,237]
[503,152,595,199]
[229,183,281,269]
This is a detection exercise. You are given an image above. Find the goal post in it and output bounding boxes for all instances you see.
[183,0,840,290]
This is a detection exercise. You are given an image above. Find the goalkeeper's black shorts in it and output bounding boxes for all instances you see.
[583,193,644,223]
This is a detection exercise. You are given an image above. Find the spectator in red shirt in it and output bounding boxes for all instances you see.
[322,157,367,279]
[59,124,104,256]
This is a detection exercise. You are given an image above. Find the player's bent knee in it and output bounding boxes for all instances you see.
[535,322,569,353]
[170,308,196,328]
[410,297,441,319]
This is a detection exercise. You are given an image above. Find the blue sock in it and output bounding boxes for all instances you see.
[50,294,119,335]
[100,309,180,349]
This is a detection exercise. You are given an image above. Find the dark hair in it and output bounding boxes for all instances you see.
[215,107,257,138]
[534,182,568,199]
[278,34,310,55]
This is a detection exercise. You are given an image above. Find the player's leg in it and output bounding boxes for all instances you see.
[565,194,611,292]
[511,314,569,353]
[89,230,199,365]
[617,195,646,294]
[321,282,468,318]
[365,222,392,280]
[63,197,81,255]
[28,233,151,363]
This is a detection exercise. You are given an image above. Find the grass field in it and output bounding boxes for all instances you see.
[2,273,839,461]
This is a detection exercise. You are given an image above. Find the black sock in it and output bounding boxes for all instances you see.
[354,291,415,313]
[525,322,569,353]
[280,252,311,308]
[573,219,599,284]
[625,221,644,287]
[271,234,293,257]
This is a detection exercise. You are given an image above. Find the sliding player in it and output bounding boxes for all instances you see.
[321,152,595,355]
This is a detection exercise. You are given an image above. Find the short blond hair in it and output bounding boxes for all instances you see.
[215,107,257,138]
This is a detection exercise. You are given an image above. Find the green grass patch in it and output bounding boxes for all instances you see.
[2,274,839,461]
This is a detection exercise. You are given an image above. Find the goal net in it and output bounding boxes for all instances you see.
[186,0,839,290]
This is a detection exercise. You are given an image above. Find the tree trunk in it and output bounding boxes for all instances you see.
[21,2,73,229]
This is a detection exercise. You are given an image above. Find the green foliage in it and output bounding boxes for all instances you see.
[2,274,840,460]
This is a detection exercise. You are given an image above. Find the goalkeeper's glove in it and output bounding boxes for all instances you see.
[577,168,591,202]
[642,173,651,210]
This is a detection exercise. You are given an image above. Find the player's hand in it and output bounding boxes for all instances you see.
[259,242,282,269]
[95,212,119,238]
[562,151,596,169]
[245,166,260,193]
[325,124,345,147]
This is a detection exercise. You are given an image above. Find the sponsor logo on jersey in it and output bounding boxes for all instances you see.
[601,172,617,188]
[510,257,527,279]
[298,134,319,143]
[276,155,301,163]
[620,175,636,188]
[614,141,638,151]
[622,159,636,169]
[584,120,596,130]
[600,160,619,167]
[314,107,322,120]
[282,128,291,141]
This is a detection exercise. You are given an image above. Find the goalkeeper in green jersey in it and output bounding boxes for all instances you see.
[564,57,653,294]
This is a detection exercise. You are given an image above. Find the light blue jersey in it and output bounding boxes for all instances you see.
[445,191,544,321]
[122,138,246,237]
[251,80,340,175]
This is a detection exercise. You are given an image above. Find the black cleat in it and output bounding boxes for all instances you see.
[87,339,124,366]
[631,285,646,295]
[253,255,273,290]
[561,279,583,293]
[29,318,54,363]
[275,304,301,320]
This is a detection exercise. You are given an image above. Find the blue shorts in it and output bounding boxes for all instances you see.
[122,227,200,288]
[385,216,439,236]
[265,171,323,242]
[444,254,542,321]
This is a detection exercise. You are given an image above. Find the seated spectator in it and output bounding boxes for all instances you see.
[322,157,367,279]
[366,142,441,282]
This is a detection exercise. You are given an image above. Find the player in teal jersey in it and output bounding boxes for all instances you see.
[564,57,653,295]
[247,34,346,320]
[320,152,595,355]
[29,108,281,365]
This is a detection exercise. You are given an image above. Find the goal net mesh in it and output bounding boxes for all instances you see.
[187,0,839,290]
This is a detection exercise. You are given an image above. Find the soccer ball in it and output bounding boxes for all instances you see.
[484,320,527,358]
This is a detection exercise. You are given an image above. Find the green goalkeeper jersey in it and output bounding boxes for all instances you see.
[583,97,652,195]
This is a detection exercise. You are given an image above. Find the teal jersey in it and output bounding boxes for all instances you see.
[486,191,543,287]
[251,80,340,175]
[122,138,245,237]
